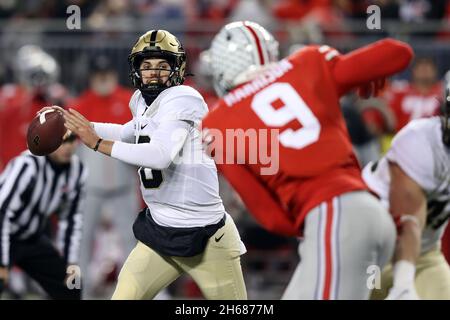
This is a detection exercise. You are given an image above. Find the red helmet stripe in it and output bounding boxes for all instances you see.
[244,24,265,65]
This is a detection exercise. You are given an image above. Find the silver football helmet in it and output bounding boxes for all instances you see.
[209,21,279,97]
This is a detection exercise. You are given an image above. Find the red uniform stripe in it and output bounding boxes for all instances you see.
[244,24,265,65]
[322,200,334,300]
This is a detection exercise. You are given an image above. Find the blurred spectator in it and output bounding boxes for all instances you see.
[399,0,447,23]
[371,0,400,19]
[273,0,361,44]
[67,55,139,299]
[384,57,443,132]
[87,0,135,32]
[229,0,275,27]
[50,0,100,19]
[193,0,238,20]
[137,0,186,21]
[0,45,70,170]
[273,0,331,21]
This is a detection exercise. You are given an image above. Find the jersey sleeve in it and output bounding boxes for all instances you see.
[386,122,436,192]
[158,86,208,126]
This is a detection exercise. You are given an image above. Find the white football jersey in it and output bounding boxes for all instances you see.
[362,117,450,253]
[129,85,226,228]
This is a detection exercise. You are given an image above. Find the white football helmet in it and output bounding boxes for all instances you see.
[209,21,279,97]
[14,45,60,88]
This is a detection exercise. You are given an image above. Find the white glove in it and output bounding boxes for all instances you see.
[386,285,419,300]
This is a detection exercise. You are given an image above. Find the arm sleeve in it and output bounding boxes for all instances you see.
[0,158,35,267]
[331,38,414,96]
[217,163,299,237]
[111,120,191,170]
[92,120,135,143]
[56,162,87,266]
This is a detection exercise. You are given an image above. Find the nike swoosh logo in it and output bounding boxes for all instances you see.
[215,233,225,242]
[141,124,148,130]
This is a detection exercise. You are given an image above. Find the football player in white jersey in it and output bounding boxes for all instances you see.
[55,30,247,299]
[362,83,450,300]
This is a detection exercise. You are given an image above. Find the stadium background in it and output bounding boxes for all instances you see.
[0,0,449,299]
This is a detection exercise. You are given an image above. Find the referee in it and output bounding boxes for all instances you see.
[0,133,86,299]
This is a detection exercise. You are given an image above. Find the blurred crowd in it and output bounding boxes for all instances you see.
[1,0,450,24]
[0,0,449,299]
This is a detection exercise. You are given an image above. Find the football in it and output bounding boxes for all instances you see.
[27,109,66,156]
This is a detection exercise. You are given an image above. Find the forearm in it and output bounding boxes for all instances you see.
[334,38,413,95]
[388,162,426,290]
[394,219,422,264]
[92,122,124,141]
[390,220,421,290]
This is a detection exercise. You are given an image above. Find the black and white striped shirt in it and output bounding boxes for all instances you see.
[0,151,86,267]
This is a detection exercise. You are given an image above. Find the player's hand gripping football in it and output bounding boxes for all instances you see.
[62,108,99,149]
[36,105,73,140]
[385,285,420,300]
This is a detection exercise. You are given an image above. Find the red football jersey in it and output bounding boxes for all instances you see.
[202,39,413,236]
[204,45,365,233]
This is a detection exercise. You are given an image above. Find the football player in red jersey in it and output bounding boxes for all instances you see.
[385,57,443,133]
[0,45,70,170]
[202,21,414,299]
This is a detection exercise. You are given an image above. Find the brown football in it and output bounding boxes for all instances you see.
[27,109,66,156]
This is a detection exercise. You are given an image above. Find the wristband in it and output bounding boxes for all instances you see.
[93,138,103,152]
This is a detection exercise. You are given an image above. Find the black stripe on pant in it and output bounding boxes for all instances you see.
[10,235,81,300]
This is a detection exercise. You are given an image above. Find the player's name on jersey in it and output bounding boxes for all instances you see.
[224,59,293,107]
